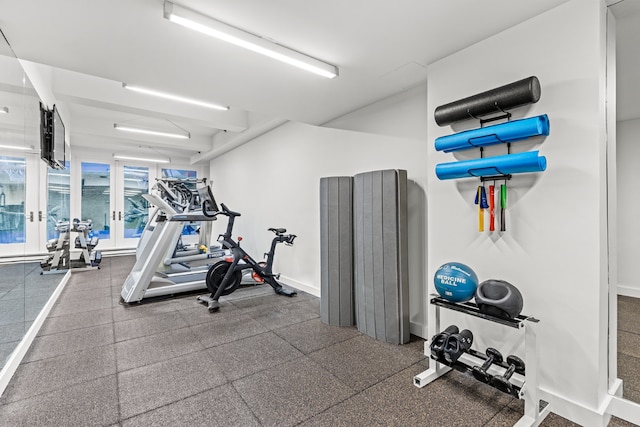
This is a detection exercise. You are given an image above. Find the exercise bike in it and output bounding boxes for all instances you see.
[197,203,297,312]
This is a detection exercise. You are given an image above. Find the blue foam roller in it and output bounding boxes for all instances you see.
[434,115,550,153]
[435,151,547,180]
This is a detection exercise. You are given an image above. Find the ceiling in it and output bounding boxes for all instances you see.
[7,0,635,165]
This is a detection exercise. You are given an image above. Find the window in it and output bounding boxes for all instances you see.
[0,156,26,244]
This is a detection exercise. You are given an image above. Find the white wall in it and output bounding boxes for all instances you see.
[209,121,429,335]
[209,0,613,422]
[323,84,428,141]
[617,118,640,297]
[427,0,609,421]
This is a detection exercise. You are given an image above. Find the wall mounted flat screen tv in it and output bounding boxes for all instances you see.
[39,102,52,166]
[39,103,65,170]
[52,105,66,169]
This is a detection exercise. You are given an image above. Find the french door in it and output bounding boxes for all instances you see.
[0,155,202,255]
[114,162,155,248]
[77,160,157,250]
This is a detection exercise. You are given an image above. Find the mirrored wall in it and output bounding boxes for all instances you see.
[611,0,640,406]
[0,29,68,374]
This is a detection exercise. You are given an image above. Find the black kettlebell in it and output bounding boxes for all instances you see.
[429,325,459,360]
[472,348,503,383]
[490,355,525,395]
[475,279,523,319]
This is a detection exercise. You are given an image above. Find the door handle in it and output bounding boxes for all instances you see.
[28,211,34,222]
[39,211,43,222]
[112,211,116,220]
[119,211,122,221]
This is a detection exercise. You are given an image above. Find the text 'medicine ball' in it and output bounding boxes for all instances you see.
[434,262,479,303]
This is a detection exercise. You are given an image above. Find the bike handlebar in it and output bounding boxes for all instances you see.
[203,202,242,219]
[220,203,241,217]
[212,204,296,248]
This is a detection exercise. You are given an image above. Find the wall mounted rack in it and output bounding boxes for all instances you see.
[433,76,548,183]
[480,174,512,183]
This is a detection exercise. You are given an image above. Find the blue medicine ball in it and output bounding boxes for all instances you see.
[434,262,479,303]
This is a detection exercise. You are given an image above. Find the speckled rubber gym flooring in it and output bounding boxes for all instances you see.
[0,255,635,426]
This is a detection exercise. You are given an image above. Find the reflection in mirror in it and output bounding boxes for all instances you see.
[0,155,27,368]
[47,162,70,240]
[618,297,640,402]
[0,28,28,373]
[0,156,26,245]
[123,166,149,239]
[612,0,640,405]
[0,28,66,376]
[81,162,111,240]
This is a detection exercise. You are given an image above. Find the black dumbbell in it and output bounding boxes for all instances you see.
[429,325,459,360]
[443,329,473,363]
[472,348,503,383]
[490,355,526,394]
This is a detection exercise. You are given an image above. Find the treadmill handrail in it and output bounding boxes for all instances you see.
[143,194,178,220]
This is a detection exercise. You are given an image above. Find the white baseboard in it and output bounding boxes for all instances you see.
[410,322,428,339]
[617,284,640,298]
[0,248,136,265]
[0,270,71,398]
[279,276,428,339]
[538,385,619,427]
[278,275,320,297]
[101,248,136,257]
[606,379,640,425]
[0,253,48,264]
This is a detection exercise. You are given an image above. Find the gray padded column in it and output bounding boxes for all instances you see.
[320,176,354,326]
[353,169,409,344]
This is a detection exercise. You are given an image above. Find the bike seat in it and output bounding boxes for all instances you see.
[268,227,286,235]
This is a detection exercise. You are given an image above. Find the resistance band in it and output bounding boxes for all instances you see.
[474,186,488,232]
[500,184,507,232]
[489,185,495,231]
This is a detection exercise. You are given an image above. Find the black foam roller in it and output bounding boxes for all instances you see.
[434,76,541,127]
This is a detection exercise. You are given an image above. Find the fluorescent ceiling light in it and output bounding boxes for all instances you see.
[122,83,228,111]
[114,123,190,139]
[113,154,171,164]
[0,144,33,151]
[163,1,338,79]
[0,107,8,114]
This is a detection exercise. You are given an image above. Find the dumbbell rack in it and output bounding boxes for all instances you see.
[414,296,551,427]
